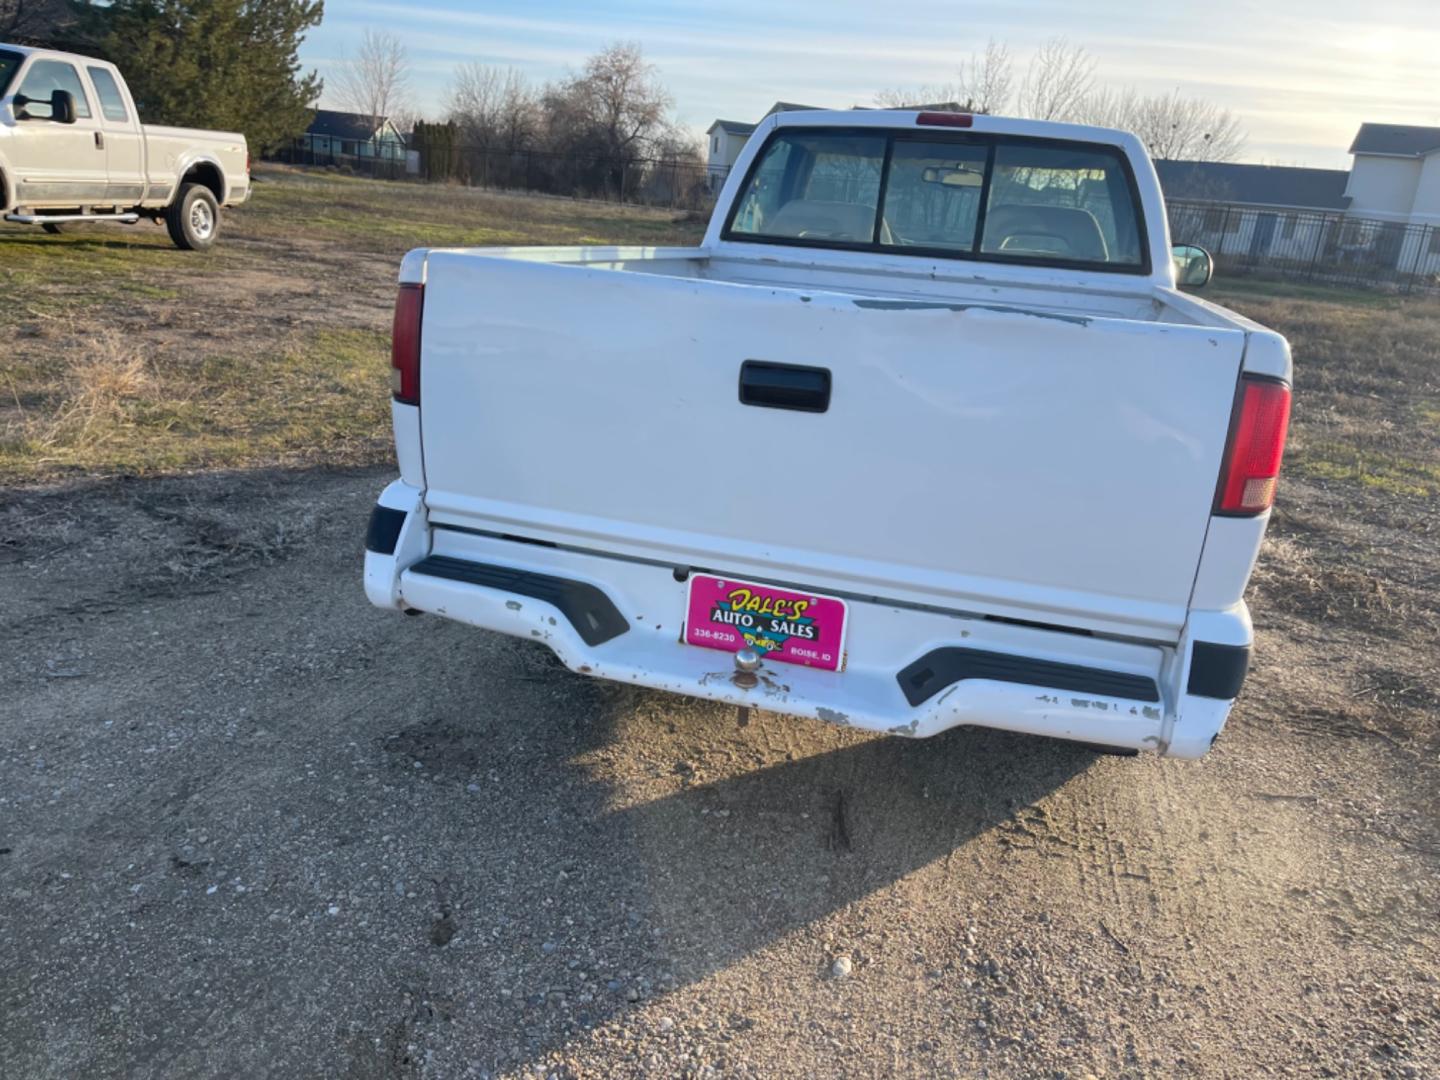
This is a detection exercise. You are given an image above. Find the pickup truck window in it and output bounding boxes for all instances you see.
[0,49,21,95]
[730,132,886,243]
[86,66,129,123]
[727,128,1147,272]
[17,59,93,120]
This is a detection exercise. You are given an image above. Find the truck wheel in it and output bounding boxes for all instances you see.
[165,183,219,250]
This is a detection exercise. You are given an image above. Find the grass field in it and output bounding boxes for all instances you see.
[1,168,705,482]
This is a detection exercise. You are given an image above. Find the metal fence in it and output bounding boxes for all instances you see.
[271,144,412,181]
[269,141,730,212]
[1167,200,1440,293]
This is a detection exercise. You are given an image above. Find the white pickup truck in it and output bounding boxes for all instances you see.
[0,44,249,249]
[364,110,1292,758]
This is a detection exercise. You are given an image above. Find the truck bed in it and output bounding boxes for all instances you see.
[420,243,1247,328]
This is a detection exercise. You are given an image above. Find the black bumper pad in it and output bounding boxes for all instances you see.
[897,646,1161,708]
[365,505,407,555]
[1186,642,1250,700]
[408,556,629,646]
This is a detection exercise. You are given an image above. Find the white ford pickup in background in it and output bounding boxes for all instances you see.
[0,43,249,249]
[363,109,1292,758]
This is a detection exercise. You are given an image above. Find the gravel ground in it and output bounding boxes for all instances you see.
[0,467,1435,1079]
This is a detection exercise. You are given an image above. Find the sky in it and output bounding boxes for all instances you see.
[300,0,1440,170]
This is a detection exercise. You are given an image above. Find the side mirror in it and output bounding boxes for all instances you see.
[50,89,76,124]
[10,90,76,123]
[1171,243,1213,288]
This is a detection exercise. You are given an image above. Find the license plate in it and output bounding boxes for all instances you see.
[683,574,848,671]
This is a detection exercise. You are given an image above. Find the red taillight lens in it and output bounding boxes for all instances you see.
[1217,377,1291,514]
[916,112,973,128]
[391,283,423,405]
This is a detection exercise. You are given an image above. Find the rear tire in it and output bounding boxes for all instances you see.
[165,183,219,250]
[41,222,65,235]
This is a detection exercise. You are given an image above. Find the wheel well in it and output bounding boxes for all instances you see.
[181,161,224,203]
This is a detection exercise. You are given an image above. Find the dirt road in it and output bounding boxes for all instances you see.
[1,466,1435,1079]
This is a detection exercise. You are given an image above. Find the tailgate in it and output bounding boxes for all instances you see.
[417,252,1245,639]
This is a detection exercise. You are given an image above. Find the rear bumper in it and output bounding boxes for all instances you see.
[365,481,1247,758]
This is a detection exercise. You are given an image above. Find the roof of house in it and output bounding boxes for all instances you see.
[707,119,757,136]
[708,102,838,137]
[765,101,823,116]
[1154,160,1351,211]
[305,109,399,141]
[1348,123,1440,158]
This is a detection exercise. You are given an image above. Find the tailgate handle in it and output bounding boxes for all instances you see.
[738,360,831,413]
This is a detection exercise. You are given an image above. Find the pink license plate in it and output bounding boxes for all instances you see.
[683,574,848,671]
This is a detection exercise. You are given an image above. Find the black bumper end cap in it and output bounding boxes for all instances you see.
[365,505,407,555]
[1187,642,1251,700]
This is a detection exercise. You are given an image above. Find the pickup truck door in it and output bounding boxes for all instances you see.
[83,64,145,205]
[8,57,107,204]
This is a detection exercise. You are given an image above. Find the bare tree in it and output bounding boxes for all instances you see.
[879,37,1246,161]
[875,38,1011,114]
[333,28,410,129]
[1125,89,1246,162]
[1017,38,1095,121]
[449,63,538,151]
[874,84,960,109]
[545,42,671,163]
[388,107,422,139]
[958,38,1013,115]
[1072,85,1245,160]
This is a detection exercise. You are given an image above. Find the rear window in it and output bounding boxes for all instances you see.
[726,127,1147,272]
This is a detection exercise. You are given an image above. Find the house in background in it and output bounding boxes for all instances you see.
[1155,160,1352,263]
[1345,123,1440,224]
[706,102,821,181]
[297,109,409,164]
[1158,125,1440,274]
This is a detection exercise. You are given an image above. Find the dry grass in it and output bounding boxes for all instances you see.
[1212,281,1440,722]
[27,328,152,449]
[0,168,706,484]
[1250,532,1403,633]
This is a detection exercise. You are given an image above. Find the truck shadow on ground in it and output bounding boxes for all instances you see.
[359,636,1097,1075]
[0,229,171,252]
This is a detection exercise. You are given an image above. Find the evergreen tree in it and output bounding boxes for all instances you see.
[413,120,458,182]
[79,0,323,153]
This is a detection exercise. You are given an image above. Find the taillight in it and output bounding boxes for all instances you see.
[1216,376,1291,514]
[391,283,423,405]
[916,112,973,128]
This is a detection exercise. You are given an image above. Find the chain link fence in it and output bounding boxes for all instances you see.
[270,142,730,212]
[1167,200,1440,293]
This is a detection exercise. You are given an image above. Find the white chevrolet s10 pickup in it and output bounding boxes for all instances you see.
[364,110,1292,758]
